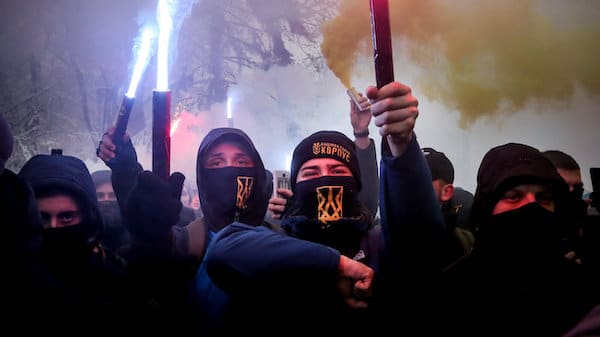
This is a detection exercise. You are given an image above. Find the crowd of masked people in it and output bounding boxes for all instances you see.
[2,80,600,336]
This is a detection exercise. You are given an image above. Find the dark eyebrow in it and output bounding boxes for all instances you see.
[58,211,78,217]
[206,152,225,159]
[234,153,252,159]
[327,163,348,169]
[39,210,78,217]
[299,165,320,172]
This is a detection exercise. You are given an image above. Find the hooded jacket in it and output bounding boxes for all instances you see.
[18,153,103,239]
[470,142,569,231]
[18,153,128,315]
[195,128,269,232]
[438,143,596,337]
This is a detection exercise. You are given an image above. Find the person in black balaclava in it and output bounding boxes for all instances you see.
[281,130,375,262]
[203,81,447,335]
[17,151,126,318]
[91,169,131,251]
[198,129,377,335]
[96,126,211,335]
[439,143,599,337]
[188,127,272,331]
[195,128,269,232]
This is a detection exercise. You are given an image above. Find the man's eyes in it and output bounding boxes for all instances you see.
[206,157,253,168]
[502,191,522,202]
[331,168,351,175]
[502,190,553,203]
[236,158,253,167]
[58,212,77,222]
[206,159,225,168]
[39,212,79,225]
[301,170,318,177]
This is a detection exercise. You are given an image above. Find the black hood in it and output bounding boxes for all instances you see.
[470,143,569,232]
[196,128,268,231]
[18,153,103,238]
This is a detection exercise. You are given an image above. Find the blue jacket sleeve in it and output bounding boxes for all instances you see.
[379,134,447,274]
[205,222,341,293]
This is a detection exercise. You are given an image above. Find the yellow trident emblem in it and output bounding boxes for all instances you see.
[236,176,254,209]
[316,185,344,224]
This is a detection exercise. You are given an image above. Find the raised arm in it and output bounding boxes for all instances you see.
[350,91,379,220]
[366,82,446,273]
[96,127,143,225]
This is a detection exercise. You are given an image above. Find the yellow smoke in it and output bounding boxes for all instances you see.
[320,0,600,128]
[320,0,371,88]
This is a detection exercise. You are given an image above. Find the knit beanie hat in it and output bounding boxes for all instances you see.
[290,130,361,191]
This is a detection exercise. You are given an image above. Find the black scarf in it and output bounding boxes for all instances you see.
[293,176,359,224]
[202,167,264,231]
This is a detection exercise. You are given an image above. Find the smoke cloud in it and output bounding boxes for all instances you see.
[320,0,600,127]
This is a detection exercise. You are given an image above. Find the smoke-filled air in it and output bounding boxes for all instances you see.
[2,0,599,193]
[320,0,600,128]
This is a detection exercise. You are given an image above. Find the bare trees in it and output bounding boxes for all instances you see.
[172,0,337,110]
[0,0,338,169]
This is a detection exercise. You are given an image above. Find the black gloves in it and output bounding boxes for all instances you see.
[126,171,184,242]
[108,138,139,171]
[168,172,185,201]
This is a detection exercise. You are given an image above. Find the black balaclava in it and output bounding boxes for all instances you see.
[470,143,569,267]
[294,176,360,223]
[288,130,362,223]
[476,203,564,267]
[283,131,366,257]
[196,128,268,232]
[18,154,103,264]
[98,200,123,232]
[98,199,129,251]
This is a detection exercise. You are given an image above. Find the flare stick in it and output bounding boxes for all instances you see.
[370,0,395,88]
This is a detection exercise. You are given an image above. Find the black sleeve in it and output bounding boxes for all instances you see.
[107,139,143,227]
